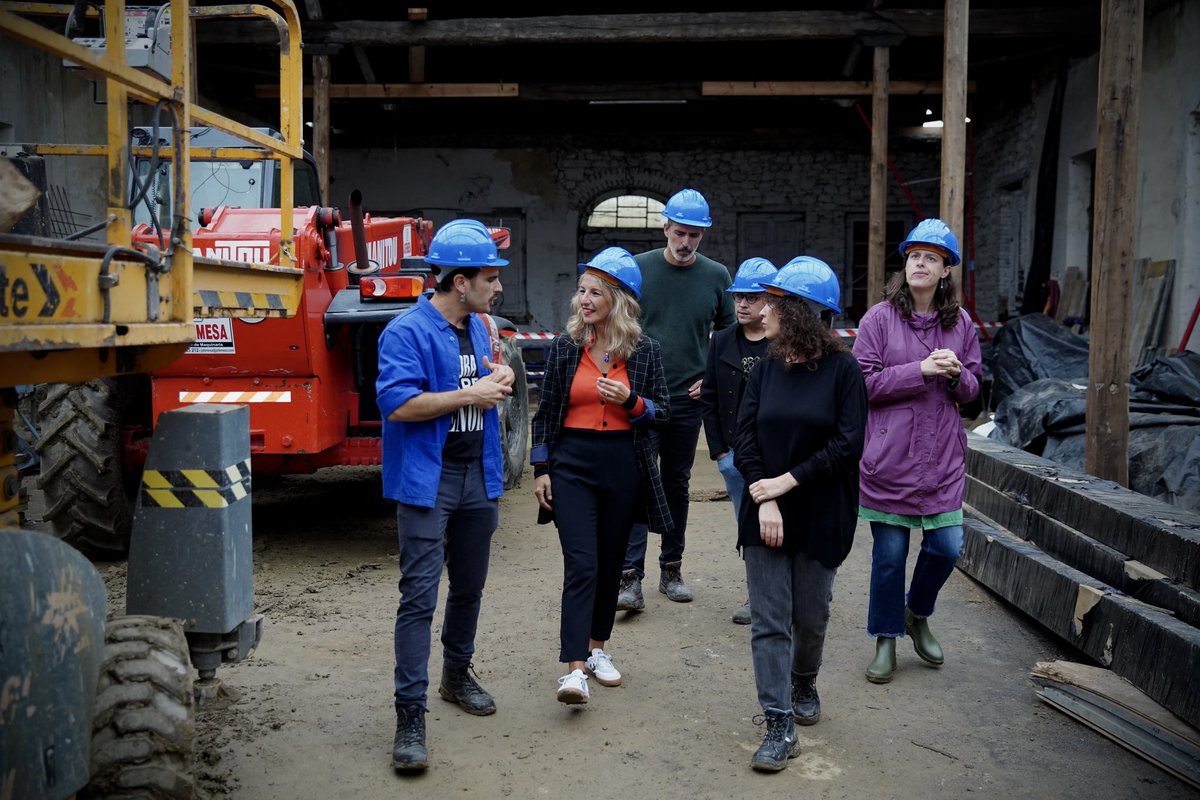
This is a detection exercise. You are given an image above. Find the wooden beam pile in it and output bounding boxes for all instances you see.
[960,434,1200,729]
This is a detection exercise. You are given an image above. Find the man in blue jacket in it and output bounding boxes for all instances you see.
[376,219,514,773]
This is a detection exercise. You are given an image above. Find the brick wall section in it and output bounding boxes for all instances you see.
[551,142,942,316]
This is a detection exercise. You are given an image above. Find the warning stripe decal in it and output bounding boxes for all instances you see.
[140,459,253,509]
[178,391,292,403]
[198,289,287,311]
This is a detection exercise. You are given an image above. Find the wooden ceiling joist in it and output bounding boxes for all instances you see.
[258,83,518,99]
[702,80,974,97]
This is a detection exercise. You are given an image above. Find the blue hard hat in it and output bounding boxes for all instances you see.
[727,257,777,293]
[425,218,509,268]
[577,246,642,299]
[662,188,713,228]
[758,256,843,314]
[899,218,961,267]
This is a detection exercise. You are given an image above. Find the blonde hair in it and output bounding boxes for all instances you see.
[565,273,642,362]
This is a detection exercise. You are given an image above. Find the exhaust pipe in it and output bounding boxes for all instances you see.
[347,189,375,274]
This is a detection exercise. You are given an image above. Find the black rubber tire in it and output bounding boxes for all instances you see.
[499,337,529,490]
[35,377,146,556]
[85,615,195,800]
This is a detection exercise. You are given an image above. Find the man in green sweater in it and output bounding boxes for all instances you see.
[617,188,736,609]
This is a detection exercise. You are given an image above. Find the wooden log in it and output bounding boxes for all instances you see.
[960,513,1200,728]
[966,476,1200,627]
[967,434,1200,588]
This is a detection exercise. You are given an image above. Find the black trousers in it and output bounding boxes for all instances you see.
[551,429,640,663]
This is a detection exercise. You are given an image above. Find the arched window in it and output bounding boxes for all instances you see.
[585,194,665,228]
[580,192,665,256]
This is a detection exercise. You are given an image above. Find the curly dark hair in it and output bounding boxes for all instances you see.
[883,265,961,329]
[765,294,847,365]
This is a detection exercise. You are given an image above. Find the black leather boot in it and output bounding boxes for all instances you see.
[791,674,821,725]
[438,663,497,715]
[905,607,945,666]
[751,711,801,772]
[392,704,428,772]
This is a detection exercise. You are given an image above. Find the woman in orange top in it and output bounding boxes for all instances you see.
[531,247,671,706]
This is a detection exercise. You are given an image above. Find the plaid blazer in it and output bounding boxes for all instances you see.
[531,334,673,533]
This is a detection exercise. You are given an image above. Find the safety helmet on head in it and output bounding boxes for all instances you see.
[727,257,777,294]
[577,246,642,299]
[662,188,713,228]
[425,218,509,268]
[899,218,961,267]
[758,256,842,314]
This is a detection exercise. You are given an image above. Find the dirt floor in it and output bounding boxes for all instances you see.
[95,453,1195,800]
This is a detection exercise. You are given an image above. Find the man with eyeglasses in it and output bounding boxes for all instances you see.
[700,257,778,624]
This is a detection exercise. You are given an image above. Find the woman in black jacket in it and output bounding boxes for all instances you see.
[530,247,671,706]
[733,256,867,772]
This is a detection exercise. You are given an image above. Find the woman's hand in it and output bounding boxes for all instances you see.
[758,500,783,548]
[534,474,553,511]
[930,348,961,377]
[596,376,631,405]
[749,473,797,503]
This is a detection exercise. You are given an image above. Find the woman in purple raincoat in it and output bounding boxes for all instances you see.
[852,219,982,684]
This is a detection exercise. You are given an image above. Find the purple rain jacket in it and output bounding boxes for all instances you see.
[852,302,983,516]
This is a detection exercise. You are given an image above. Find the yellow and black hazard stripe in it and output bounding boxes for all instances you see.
[140,458,253,509]
[197,289,288,313]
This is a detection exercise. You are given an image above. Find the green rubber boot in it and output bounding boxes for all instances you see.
[905,608,945,666]
[865,637,897,684]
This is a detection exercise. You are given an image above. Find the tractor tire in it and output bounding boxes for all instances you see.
[84,615,195,800]
[35,377,146,556]
[499,337,529,490]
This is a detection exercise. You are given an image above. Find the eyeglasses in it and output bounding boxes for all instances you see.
[732,293,764,305]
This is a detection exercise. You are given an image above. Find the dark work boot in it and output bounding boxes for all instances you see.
[658,561,694,603]
[438,663,497,715]
[750,711,801,772]
[905,607,945,666]
[866,637,897,684]
[616,569,645,611]
[791,674,821,725]
[392,704,428,772]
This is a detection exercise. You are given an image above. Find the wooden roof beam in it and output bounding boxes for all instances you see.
[200,9,1095,47]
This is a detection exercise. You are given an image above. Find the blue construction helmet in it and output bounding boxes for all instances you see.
[578,246,642,299]
[899,218,961,267]
[425,218,510,268]
[758,256,843,314]
[662,188,713,228]
[727,257,777,293]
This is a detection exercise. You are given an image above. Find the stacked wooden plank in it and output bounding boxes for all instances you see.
[1052,265,1089,333]
[1130,258,1177,367]
[960,434,1200,731]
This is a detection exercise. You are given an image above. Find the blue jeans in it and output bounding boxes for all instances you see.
[624,393,703,578]
[867,522,964,638]
[717,450,745,523]
[744,545,837,714]
[393,459,498,708]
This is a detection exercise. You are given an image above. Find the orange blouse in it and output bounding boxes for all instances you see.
[562,348,646,431]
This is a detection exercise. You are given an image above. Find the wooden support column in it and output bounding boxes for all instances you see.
[940,0,968,299]
[867,45,890,311]
[313,55,330,204]
[1085,0,1143,485]
[409,8,427,82]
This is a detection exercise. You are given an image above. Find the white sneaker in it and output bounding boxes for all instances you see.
[556,669,589,704]
[585,648,622,687]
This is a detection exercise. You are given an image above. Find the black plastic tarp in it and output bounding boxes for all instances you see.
[986,313,1090,407]
[989,351,1200,512]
